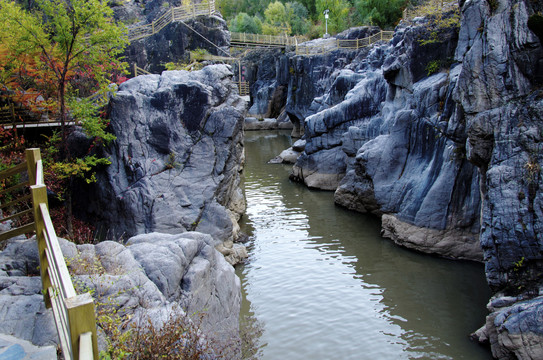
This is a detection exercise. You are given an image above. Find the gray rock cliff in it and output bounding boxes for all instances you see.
[0,233,241,351]
[241,0,543,357]
[125,13,230,74]
[88,65,247,247]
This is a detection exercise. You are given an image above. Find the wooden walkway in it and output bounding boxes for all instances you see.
[0,103,72,129]
[230,32,305,48]
[295,30,394,56]
[126,1,304,47]
[128,1,216,41]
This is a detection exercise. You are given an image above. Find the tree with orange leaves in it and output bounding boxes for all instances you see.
[0,0,129,237]
[0,0,127,146]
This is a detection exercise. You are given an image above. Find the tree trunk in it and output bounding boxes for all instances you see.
[59,79,67,157]
[66,176,74,239]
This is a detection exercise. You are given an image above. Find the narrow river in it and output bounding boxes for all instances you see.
[237,130,492,360]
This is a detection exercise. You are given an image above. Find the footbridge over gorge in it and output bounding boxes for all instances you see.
[126,1,396,96]
[0,1,450,129]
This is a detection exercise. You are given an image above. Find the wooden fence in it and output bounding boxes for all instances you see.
[0,103,39,128]
[0,149,98,360]
[133,64,152,77]
[230,32,305,48]
[0,153,34,242]
[238,81,249,96]
[0,103,75,129]
[295,30,394,56]
[128,0,216,41]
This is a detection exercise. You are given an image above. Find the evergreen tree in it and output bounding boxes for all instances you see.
[355,0,406,28]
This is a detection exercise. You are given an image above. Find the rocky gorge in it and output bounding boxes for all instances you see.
[1,0,543,358]
[1,63,248,354]
[242,0,543,358]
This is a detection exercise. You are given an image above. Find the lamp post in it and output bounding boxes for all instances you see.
[323,9,330,38]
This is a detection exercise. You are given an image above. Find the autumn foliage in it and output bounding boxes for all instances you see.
[0,0,129,240]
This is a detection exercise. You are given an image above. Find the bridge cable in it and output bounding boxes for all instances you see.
[176,18,236,60]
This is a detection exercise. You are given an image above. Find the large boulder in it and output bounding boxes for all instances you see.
[86,65,246,244]
[0,233,241,349]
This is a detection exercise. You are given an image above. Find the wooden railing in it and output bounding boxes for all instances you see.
[230,32,305,48]
[238,81,249,96]
[295,30,394,56]
[133,64,152,77]
[128,0,216,41]
[0,149,98,360]
[0,103,76,129]
[0,103,47,129]
[0,152,35,242]
[0,103,17,125]
[189,52,236,62]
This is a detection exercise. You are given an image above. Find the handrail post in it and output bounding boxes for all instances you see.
[171,7,175,22]
[31,183,51,308]
[66,293,99,360]
[9,103,15,123]
[25,148,41,185]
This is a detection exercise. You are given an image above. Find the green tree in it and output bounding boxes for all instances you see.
[229,12,262,33]
[262,1,290,35]
[286,1,311,35]
[355,0,406,28]
[217,0,237,18]
[316,0,351,34]
[299,0,317,19]
[0,0,127,146]
[0,0,128,236]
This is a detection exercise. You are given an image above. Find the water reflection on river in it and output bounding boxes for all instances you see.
[237,130,492,360]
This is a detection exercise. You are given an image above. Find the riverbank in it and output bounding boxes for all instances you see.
[237,130,492,359]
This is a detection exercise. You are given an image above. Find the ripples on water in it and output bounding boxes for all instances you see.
[237,131,492,360]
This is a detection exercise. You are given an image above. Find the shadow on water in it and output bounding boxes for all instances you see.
[237,130,492,360]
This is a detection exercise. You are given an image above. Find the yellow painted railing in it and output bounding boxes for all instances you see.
[295,30,394,56]
[230,32,306,47]
[128,0,216,41]
[238,81,249,96]
[0,149,99,360]
[133,64,152,77]
[0,155,34,243]
[0,103,64,129]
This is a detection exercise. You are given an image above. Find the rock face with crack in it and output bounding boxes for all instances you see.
[88,65,247,244]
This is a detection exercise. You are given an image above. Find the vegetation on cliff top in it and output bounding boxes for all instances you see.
[222,0,418,37]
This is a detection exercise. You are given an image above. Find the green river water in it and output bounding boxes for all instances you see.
[237,130,493,360]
